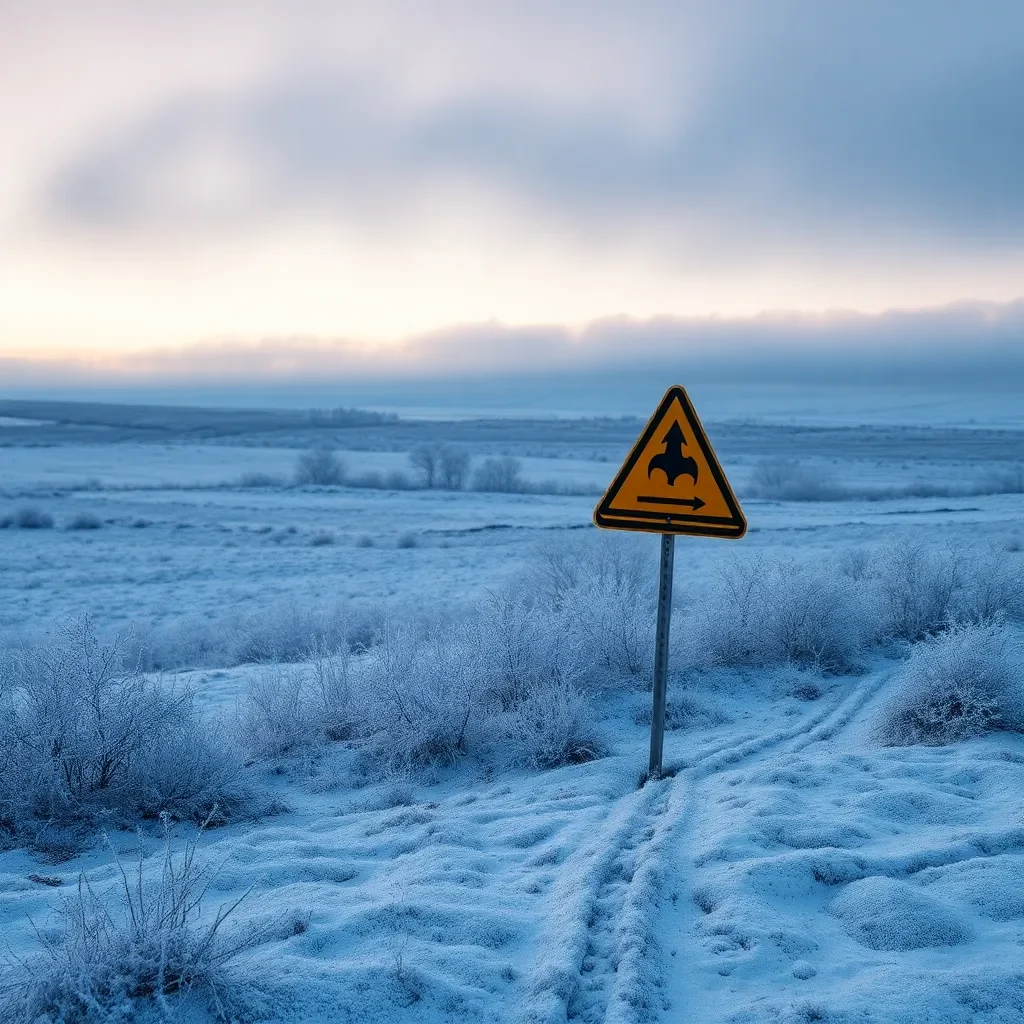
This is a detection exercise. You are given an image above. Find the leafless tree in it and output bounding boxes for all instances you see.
[409,444,442,488]
[439,447,471,490]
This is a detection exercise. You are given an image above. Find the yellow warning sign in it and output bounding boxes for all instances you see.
[594,386,746,538]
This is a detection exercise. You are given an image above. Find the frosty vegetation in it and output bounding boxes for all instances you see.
[874,623,1024,746]
[285,445,593,495]
[0,822,286,1023]
[0,620,249,857]
[293,446,347,486]
[0,530,1022,1022]
[227,534,1024,782]
[2,536,1022,852]
[0,505,55,530]
[749,457,1024,502]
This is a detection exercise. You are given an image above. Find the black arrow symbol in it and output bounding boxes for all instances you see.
[647,421,698,486]
[637,496,706,510]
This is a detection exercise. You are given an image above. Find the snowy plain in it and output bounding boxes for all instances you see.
[0,392,1022,1024]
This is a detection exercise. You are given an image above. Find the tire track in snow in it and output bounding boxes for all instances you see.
[521,772,689,1024]
[522,776,665,1024]
[658,666,897,1024]
[674,668,894,780]
[523,669,895,1024]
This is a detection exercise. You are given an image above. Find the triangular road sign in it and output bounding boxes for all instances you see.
[594,385,746,538]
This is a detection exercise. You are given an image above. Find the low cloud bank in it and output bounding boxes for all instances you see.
[5,299,1024,395]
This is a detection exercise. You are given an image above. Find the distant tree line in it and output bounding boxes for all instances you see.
[290,443,525,493]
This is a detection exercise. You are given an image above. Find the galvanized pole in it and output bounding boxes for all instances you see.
[648,532,675,779]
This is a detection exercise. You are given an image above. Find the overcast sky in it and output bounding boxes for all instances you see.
[2,1,1023,385]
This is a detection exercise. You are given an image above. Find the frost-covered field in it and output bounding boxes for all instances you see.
[0,400,1022,1024]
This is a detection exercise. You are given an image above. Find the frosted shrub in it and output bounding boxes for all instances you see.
[476,589,586,709]
[531,534,656,680]
[310,641,354,741]
[356,621,476,770]
[874,623,1024,746]
[956,549,1024,624]
[472,456,523,493]
[231,604,348,665]
[126,602,351,671]
[499,678,602,769]
[1,826,261,1022]
[66,511,103,530]
[1,505,55,529]
[293,446,346,486]
[473,577,605,768]
[875,541,961,641]
[240,644,351,757]
[747,459,845,501]
[0,618,248,848]
[241,667,322,758]
[409,443,443,487]
[125,614,245,672]
[689,557,866,673]
[979,464,1024,495]
[836,547,872,581]
[410,443,470,490]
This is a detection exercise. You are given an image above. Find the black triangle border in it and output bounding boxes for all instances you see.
[594,385,747,538]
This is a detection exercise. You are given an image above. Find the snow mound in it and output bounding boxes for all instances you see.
[918,854,1024,922]
[828,876,972,950]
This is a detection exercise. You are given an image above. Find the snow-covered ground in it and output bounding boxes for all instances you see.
[0,403,1022,1023]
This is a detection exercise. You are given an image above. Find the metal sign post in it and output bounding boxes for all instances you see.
[592,385,747,784]
[648,533,675,778]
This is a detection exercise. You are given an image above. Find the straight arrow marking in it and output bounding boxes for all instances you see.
[636,496,706,510]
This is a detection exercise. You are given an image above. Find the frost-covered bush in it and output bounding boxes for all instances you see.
[355,621,476,770]
[127,601,367,672]
[874,541,962,641]
[225,605,347,667]
[240,646,352,758]
[530,533,656,680]
[0,619,248,849]
[293,446,346,486]
[475,589,587,710]
[874,623,1024,746]
[65,511,103,530]
[472,456,523,493]
[633,690,729,731]
[979,464,1024,495]
[498,678,602,769]
[0,826,265,1022]
[956,549,1024,624]
[688,557,866,673]
[237,582,610,773]
[0,505,55,529]
[747,459,845,501]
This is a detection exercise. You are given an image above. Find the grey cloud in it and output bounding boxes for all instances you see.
[4,300,1023,393]
[48,1,1024,245]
